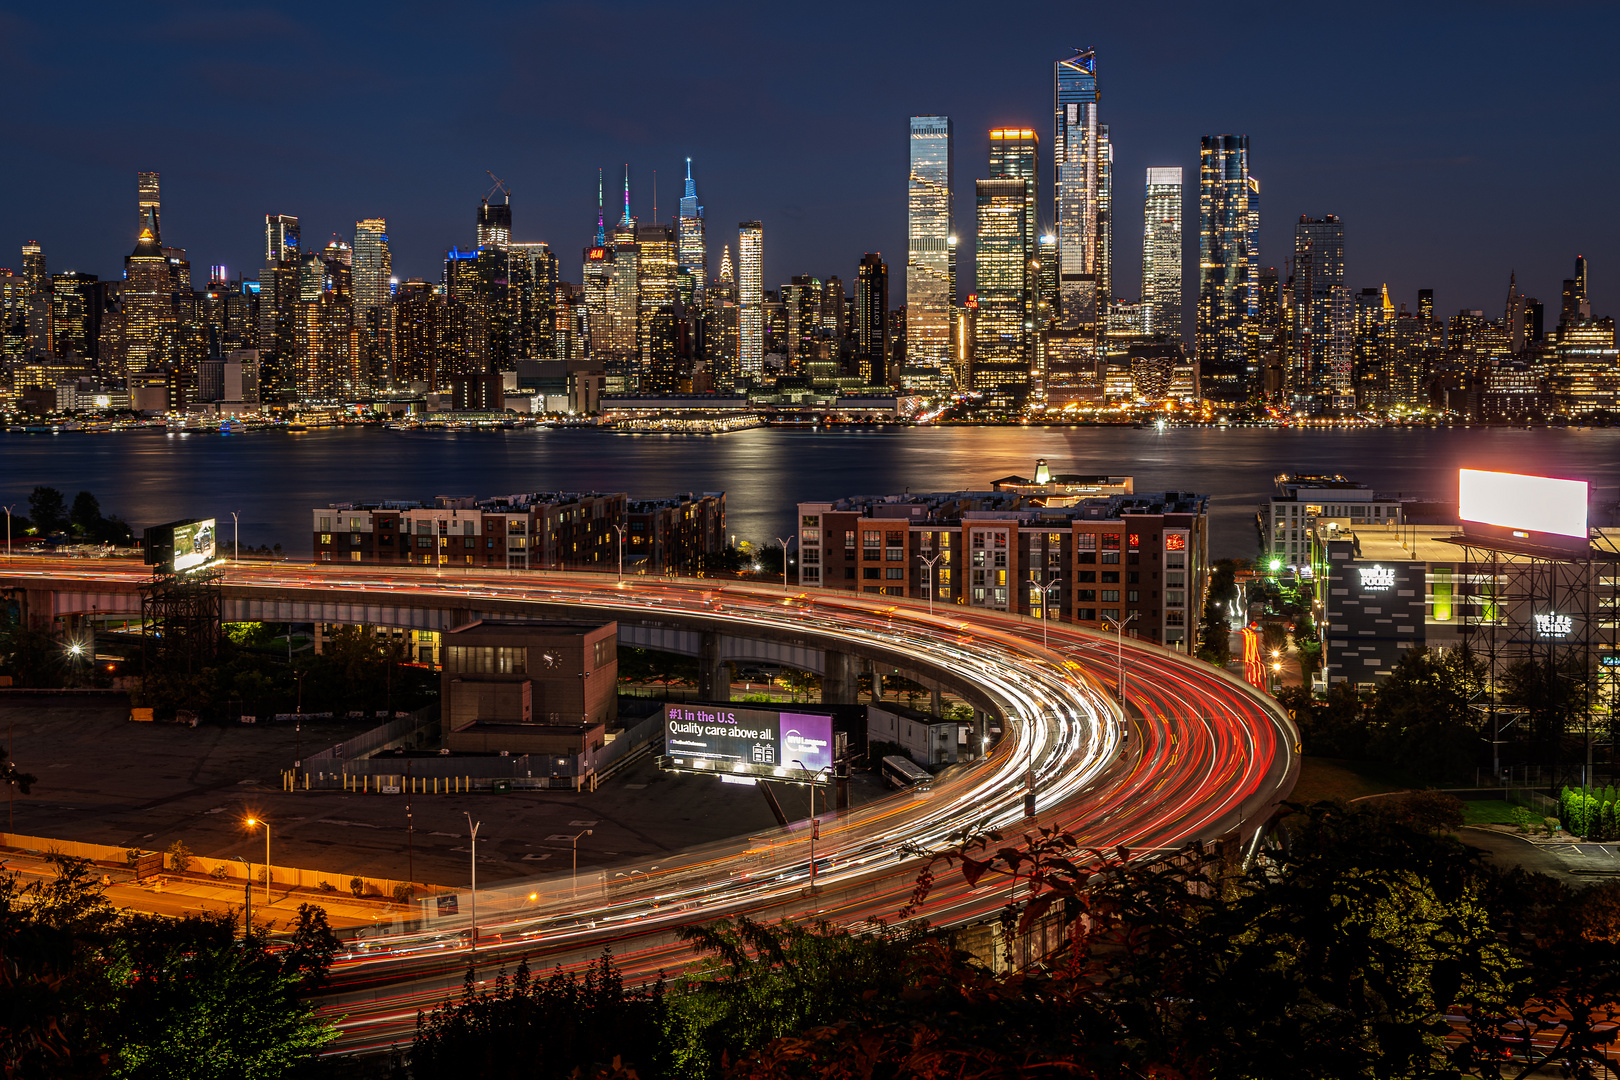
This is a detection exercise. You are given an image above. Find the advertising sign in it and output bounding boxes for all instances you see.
[1459,469,1589,552]
[172,518,217,573]
[664,703,834,779]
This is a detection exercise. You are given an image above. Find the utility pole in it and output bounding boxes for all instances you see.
[464,813,480,947]
[1104,612,1139,703]
[775,536,795,591]
[405,760,414,889]
[231,510,239,563]
[1042,574,1063,650]
[920,553,944,618]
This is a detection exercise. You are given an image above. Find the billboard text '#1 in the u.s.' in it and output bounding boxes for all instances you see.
[662,702,835,781]
[1458,469,1589,555]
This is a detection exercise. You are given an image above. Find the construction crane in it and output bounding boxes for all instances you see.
[485,171,510,204]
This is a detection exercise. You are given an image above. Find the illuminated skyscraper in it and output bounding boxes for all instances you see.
[856,254,889,385]
[511,242,557,358]
[1196,135,1260,398]
[1053,49,1102,331]
[906,115,954,391]
[974,178,1030,398]
[1291,215,1347,410]
[352,219,391,314]
[677,158,706,307]
[985,129,1039,382]
[738,221,764,379]
[1096,124,1113,306]
[1141,167,1182,340]
[477,194,512,249]
[264,214,300,265]
[137,172,161,241]
[637,223,678,379]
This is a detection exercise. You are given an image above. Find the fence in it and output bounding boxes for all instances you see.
[302,702,440,767]
[286,713,664,794]
[1506,786,1560,819]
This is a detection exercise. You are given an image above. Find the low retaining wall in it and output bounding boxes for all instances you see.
[0,831,441,898]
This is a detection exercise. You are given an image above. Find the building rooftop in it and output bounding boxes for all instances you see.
[814,489,1207,525]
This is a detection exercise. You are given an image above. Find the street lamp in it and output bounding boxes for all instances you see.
[1041,574,1063,650]
[792,759,832,892]
[612,525,624,581]
[775,535,795,591]
[1102,612,1140,703]
[231,511,240,563]
[464,813,481,947]
[244,817,270,904]
[569,828,593,889]
[920,553,944,618]
[3,505,13,557]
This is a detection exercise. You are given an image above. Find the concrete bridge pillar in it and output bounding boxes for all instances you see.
[870,662,884,704]
[821,651,860,705]
[931,685,943,717]
[698,631,729,702]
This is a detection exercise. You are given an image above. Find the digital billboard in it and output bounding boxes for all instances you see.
[143,518,218,575]
[1458,469,1589,554]
[664,702,834,780]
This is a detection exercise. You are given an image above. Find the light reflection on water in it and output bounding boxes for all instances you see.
[2,425,1618,558]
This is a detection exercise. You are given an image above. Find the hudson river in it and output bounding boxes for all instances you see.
[3,426,1619,560]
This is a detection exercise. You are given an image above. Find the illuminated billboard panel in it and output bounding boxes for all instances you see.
[172,518,217,572]
[664,703,834,780]
[1458,469,1588,553]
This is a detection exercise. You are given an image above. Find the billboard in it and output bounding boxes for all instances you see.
[143,518,218,575]
[664,702,834,780]
[1458,469,1589,554]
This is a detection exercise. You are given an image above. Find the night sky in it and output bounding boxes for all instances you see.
[2,1,1615,323]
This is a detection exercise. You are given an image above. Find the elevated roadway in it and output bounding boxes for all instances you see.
[0,558,1298,1054]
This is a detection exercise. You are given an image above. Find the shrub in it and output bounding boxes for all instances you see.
[209,863,229,880]
[1605,801,1616,842]
[349,876,365,898]
[317,880,336,893]
[166,840,193,874]
[1545,816,1561,837]
[393,882,415,904]
[125,848,142,868]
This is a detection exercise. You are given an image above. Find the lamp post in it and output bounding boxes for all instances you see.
[244,817,270,904]
[775,535,795,591]
[1102,612,1139,703]
[3,505,13,556]
[612,525,624,581]
[569,828,593,890]
[1041,574,1063,650]
[234,855,251,936]
[920,553,944,618]
[464,813,481,947]
[792,760,832,892]
[231,510,239,563]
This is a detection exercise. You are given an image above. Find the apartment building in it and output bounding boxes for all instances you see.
[1258,474,1404,569]
[625,492,727,573]
[797,488,1209,651]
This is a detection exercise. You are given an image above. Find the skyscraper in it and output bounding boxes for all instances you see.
[477,196,512,249]
[352,219,391,314]
[1141,167,1183,340]
[906,116,954,391]
[1196,135,1260,398]
[264,214,301,265]
[974,178,1031,398]
[1096,124,1113,307]
[1291,215,1348,410]
[1054,49,1102,330]
[137,172,161,242]
[856,254,889,385]
[637,223,678,380]
[737,222,764,379]
[677,158,706,308]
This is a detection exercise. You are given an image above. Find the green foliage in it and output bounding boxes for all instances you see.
[224,621,275,647]
[0,624,71,688]
[349,877,364,898]
[27,485,67,536]
[1604,801,1616,842]
[166,840,193,874]
[0,857,335,1078]
[410,956,674,1079]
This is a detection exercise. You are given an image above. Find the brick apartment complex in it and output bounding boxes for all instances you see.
[625,493,728,573]
[312,491,725,571]
[797,487,1209,651]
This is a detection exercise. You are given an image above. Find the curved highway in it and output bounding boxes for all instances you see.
[0,558,1298,1053]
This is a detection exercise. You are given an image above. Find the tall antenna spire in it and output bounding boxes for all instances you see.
[594,169,605,247]
[620,164,633,229]
[653,169,658,225]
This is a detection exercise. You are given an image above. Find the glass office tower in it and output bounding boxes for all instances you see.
[906,115,954,391]
[1141,168,1182,341]
[1196,135,1259,397]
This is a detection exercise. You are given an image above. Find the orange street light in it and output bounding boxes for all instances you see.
[245,817,270,904]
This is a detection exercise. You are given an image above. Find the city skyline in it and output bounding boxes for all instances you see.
[1,2,1615,319]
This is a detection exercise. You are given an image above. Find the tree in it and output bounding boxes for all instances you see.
[1365,647,1485,781]
[27,486,67,537]
[166,840,193,874]
[411,956,675,1080]
[69,492,101,537]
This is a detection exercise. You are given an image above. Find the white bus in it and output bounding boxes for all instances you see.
[880,755,932,791]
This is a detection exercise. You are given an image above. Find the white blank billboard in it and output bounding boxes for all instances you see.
[1458,469,1588,539]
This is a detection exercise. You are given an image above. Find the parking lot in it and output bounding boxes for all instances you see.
[0,694,882,888]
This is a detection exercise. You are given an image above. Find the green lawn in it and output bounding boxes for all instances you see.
[1460,799,1524,826]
